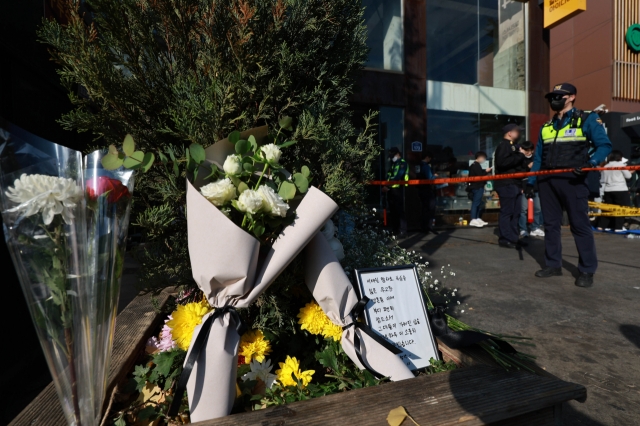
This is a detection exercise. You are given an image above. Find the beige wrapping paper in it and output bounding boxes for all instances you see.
[303,233,415,381]
[184,128,413,421]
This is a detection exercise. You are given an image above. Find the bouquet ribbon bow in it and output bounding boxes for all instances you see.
[173,128,414,422]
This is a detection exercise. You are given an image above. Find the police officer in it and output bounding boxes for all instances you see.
[494,123,531,249]
[383,147,409,237]
[418,151,438,234]
[526,83,612,288]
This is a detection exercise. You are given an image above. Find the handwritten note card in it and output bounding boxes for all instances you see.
[355,266,438,370]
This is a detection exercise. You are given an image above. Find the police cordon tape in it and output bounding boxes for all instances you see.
[588,202,640,217]
[370,165,640,187]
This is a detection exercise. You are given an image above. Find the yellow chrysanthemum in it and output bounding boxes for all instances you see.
[239,330,272,364]
[322,321,344,342]
[166,300,212,350]
[297,301,342,341]
[275,356,315,388]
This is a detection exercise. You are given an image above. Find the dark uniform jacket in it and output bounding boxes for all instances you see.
[494,138,529,188]
[468,162,488,190]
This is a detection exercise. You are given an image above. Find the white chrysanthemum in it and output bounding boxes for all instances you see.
[5,174,83,225]
[257,185,289,217]
[237,189,263,214]
[242,359,277,389]
[200,178,237,207]
[260,144,282,164]
[223,154,243,176]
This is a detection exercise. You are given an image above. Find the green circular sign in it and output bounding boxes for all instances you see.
[627,24,640,53]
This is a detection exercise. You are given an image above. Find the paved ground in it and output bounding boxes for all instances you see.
[400,226,640,426]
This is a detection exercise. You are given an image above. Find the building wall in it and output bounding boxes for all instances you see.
[550,0,614,112]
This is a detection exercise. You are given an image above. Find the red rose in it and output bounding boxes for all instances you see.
[86,176,130,203]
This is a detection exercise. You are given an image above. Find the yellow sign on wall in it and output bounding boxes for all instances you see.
[544,0,587,28]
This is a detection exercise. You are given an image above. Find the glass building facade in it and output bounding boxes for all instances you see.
[359,0,530,214]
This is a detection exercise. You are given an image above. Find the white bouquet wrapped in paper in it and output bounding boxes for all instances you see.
[169,122,413,422]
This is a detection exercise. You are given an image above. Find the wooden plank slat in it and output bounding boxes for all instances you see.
[193,364,586,426]
[9,290,173,426]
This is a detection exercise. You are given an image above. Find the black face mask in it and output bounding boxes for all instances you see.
[549,97,567,112]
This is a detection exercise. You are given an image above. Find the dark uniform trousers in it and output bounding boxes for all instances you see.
[495,184,522,244]
[538,174,597,273]
[388,187,407,234]
[419,188,436,231]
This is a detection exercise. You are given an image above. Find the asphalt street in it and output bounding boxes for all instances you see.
[400,226,640,426]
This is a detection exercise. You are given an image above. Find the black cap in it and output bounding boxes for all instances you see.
[545,83,577,99]
[388,146,401,158]
[502,123,522,134]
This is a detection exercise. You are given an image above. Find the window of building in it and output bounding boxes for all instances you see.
[426,0,525,89]
[363,0,404,72]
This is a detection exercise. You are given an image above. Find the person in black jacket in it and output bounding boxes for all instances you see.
[468,151,492,227]
[494,123,532,248]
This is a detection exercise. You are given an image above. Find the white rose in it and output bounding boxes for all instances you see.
[260,144,282,164]
[200,178,237,206]
[223,154,243,175]
[236,189,263,214]
[257,185,289,217]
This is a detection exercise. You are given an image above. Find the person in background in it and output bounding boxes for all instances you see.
[599,150,634,232]
[468,151,492,228]
[518,141,544,238]
[418,151,439,234]
[494,123,531,248]
[383,146,409,237]
[526,83,612,288]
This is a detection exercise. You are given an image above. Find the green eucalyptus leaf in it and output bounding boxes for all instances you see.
[248,135,258,152]
[278,181,297,200]
[122,134,135,156]
[236,139,250,155]
[141,152,155,172]
[228,130,241,144]
[101,153,124,170]
[243,162,254,173]
[108,144,119,156]
[279,116,293,130]
[172,162,180,178]
[189,143,206,164]
[186,148,194,171]
[278,140,296,149]
[301,165,310,178]
[123,150,145,169]
[293,173,309,193]
[204,165,218,180]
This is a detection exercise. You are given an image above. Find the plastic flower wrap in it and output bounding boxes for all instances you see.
[275,356,314,387]
[0,124,136,426]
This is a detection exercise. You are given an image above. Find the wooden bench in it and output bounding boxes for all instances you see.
[10,291,586,426]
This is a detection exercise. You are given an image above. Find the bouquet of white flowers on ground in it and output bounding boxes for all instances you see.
[171,118,413,422]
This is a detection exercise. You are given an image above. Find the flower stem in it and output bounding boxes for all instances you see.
[64,327,82,426]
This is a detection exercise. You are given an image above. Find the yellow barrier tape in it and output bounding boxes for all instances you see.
[588,202,640,217]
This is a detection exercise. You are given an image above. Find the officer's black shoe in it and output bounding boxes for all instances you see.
[516,240,528,248]
[535,267,563,278]
[575,273,594,288]
[499,242,517,249]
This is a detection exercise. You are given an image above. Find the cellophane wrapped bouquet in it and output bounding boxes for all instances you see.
[0,124,139,425]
